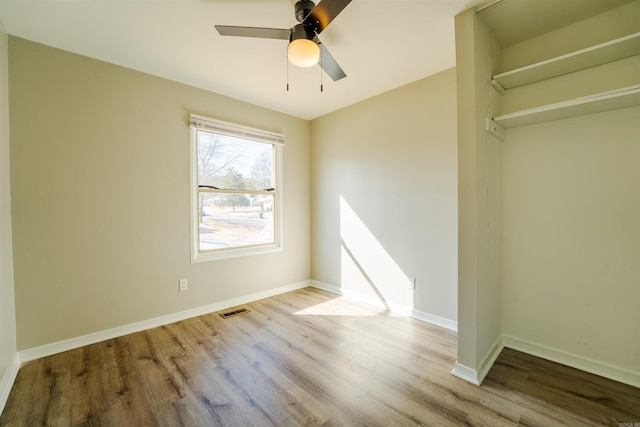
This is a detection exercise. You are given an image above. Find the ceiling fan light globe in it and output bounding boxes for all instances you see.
[288,38,319,67]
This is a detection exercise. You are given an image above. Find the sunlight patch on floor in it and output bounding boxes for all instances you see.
[293,295,405,317]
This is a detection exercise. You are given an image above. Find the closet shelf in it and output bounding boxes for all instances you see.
[493,84,640,128]
[492,32,640,91]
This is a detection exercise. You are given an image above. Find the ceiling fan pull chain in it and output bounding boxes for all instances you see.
[286,47,290,92]
[320,46,323,92]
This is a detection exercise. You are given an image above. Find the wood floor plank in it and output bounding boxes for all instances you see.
[71,342,114,425]
[159,319,273,427]
[247,300,468,425]
[484,348,640,425]
[2,287,639,426]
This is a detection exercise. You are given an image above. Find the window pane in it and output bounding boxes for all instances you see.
[198,192,274,251]
[197,131,272,190]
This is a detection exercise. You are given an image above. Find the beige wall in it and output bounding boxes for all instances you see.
[0,20,17,390]
[9,37,310,350]
[310,68,458,322]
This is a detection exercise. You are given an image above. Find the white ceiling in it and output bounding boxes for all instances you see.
[0,0,487,120]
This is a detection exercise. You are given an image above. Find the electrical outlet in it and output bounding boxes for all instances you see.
[179,279,188,291]
[407,277,416,290]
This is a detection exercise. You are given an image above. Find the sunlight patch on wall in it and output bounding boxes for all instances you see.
[339,195,414,310]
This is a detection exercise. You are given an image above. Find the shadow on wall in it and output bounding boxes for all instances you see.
[339,195,414,313]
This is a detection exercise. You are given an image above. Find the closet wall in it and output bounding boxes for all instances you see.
[456,0,640,387]
[494,1,640,386]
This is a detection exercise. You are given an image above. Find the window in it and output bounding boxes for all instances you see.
[190,115,283,262]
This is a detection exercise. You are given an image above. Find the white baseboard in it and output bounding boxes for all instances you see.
[311,280,382,306]
[310,280,458,331]
[477,335,504,383]
[17,278,636,395]
[19,280,311,363]
[451,362,481,385]
[0,352,21,415]
[309,281,339,295]
[451,335,640,389]
[450,336,504,386]
[411,309,458,332]
[503,335,640,389]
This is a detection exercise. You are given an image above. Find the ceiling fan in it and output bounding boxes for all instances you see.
[215,0,352,81]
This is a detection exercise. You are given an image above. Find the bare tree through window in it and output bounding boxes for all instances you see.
[195,130,275,252]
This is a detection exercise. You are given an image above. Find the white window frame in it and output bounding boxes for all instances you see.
[189,114,284,263]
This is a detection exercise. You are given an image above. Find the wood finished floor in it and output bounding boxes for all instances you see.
[1,287,639,426]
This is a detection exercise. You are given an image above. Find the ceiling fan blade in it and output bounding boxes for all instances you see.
[215,25,290,40]
[303,0,352,34]
[319,43,346,81]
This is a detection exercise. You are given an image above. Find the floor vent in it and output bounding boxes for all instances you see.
[219,308,250,319]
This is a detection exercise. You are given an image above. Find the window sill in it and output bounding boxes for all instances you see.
[191,243,282,263]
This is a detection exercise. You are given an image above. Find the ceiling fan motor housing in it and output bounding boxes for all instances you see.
[290,23,316,43]
[294,0,316,23]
